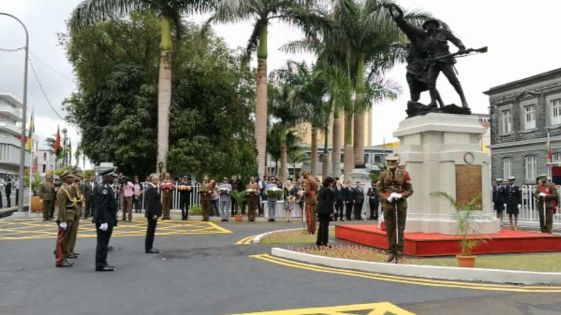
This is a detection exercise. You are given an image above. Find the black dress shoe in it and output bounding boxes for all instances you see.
[145,248,160,254]
[67,254,78,259]
[96,265,116,272]
[56,261,73,267]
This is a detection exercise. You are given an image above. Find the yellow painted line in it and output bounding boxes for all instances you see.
[232,302,414,315]
[235,235,256,245]
[251,254,561,293]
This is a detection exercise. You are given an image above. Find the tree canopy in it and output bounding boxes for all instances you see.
[62,11,257,179]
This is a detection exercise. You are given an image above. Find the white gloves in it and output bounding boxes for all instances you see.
[518,204,521,209]
[503,203,507,209]
[539,192,547,197]
[387,193,403,202]
[99,223,108,231]
[152,215,158,220]
[59,222,67,230]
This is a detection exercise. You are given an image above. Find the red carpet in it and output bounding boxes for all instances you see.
[335,224,561,257]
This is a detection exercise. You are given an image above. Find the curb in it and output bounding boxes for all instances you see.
[271,247,561,285]
[252,228,306,244]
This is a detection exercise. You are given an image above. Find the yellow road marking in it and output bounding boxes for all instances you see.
[0,218,231,240]
[235,235,256,245]
[232,302,414,315]
[251,254,561,293]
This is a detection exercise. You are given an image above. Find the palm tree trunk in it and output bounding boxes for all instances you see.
[322,126,329,178]
[353,55,366,168]
[331,109,341,177]
[156,16,173,174]
[279,131,288,183]
[255,24,268,179]
[311,127,318,176]
[343,112,354,181]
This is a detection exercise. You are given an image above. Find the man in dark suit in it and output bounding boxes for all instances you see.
[94,169,118,272]
[83,175,95,219]
[353,181,365,220]
[177,176,192,220]
[333,178,345,221]
[144,173,161,253]
[5,178,12,208]
[343,180,353,220]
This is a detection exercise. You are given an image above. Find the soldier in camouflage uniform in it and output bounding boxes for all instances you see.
[54,171,78,267]
[378,153,413,263]
[534,174,558,234]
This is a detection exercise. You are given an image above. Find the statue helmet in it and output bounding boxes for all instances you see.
[422,19,441,30]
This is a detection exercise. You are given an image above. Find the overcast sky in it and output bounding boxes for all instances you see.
[1,0,560,162]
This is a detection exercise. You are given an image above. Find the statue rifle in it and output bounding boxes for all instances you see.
[432,46,488,62]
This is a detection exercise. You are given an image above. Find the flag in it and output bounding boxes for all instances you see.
[25,110,34,151]
[53,126,62,160]
[546,131,552,164]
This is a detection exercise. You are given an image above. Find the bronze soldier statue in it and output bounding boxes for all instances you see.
[378,153,413,264]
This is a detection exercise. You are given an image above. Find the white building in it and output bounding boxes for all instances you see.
[36,148,56,175]
[0,90,30,178]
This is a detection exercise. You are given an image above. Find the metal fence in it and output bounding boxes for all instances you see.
[112,182,205,211]
[520,185,561,223]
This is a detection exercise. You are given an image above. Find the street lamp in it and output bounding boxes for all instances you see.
[0,12,29,213]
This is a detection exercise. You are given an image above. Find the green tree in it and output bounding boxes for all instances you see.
[70,0,215,174]
[212,0,328,179]
[63,12,256,179]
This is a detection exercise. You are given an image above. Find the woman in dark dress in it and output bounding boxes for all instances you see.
[316,176,336,247]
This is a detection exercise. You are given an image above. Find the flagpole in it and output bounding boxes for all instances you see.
[548,130,552,179]
[28,146,33,215]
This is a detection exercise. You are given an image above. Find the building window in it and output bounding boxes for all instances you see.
[523,105,536,130]
[552,98,561,125]
[374,155,382,164]
[364,154,370,164]
[43,152,47,160]
[552,153,561,163]
[502,157,512,179]
[501,109,511,134]
[524,155,537,181]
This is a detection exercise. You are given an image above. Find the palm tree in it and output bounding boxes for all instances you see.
[288,148,308,179]
[270,61,310,182]
[213,0,328,179]
[70,0,215,174]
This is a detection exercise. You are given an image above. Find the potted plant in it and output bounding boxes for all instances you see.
[231,191,245,222]
[430,192,486,267]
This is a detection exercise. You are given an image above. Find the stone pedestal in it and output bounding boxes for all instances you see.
[394,113,499,235]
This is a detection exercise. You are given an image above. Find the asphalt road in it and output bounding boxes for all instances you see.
[1,220,560,315]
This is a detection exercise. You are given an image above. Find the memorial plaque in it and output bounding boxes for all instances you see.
[455,165,482,208]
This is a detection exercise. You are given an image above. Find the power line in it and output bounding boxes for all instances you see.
[29,51,75,83]
[29,58,65,120]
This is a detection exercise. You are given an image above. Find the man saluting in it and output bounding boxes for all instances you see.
[94,168,118,271]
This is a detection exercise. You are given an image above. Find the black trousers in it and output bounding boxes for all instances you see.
[6,193,11,207]
[316,213,330,246]
[345,202,353,220]
[95,223,113,269]
[145,217,158,250]
[334,201,344,220]
[354,202,363,220]
[369,199,379,220]
[84,199,93,218]
[179,194,189,219]
[15,189,19,206]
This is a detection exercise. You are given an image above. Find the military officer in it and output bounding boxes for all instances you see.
[302,171,318,234]
[534,174,558,234]
[67,172,84,259]
[378,153,413,263]
[54,171,78,268]
[94,168,118,271]
[160,173,174,220]
[492,178,505,224]
[503,176,522,230]
[40,175,55,221]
